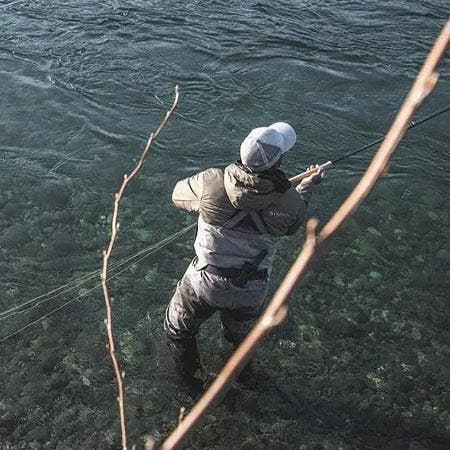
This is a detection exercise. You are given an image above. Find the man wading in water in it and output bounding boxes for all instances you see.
[164,122,324,394]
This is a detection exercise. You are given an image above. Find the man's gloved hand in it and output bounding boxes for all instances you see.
[294,164,324,206]
[303,164,324,185]
[295,164,324,195]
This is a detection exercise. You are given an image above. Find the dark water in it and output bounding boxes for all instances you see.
[1,1,449,449]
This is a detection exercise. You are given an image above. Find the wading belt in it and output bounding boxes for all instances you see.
[204,251,268,287]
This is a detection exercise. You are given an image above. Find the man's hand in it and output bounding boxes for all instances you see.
[302,164,324,185]
[295,164,324,206]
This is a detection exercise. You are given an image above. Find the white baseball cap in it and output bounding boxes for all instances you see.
[240,122,297,172]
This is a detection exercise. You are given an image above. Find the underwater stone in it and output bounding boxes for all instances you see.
[134,228,154,243]
[408,443,428,450]
[134,215,145,228]
[80,238,100,251]
[22,242,43,257]
[0,411,18,433]
[2,202,22,218]
[26,426,48,443]
[369,271,383,280]
[436,249,450,263]
[240,436,265,450]
[355,227,385,257]
[0,192,7,207]
[50,232,79,256]
[0,224,30,248]
[19,395,33,409]
[36,179,71,211]
[78,288,91,297]
[38,350,60,375]
[409,213,433,231]
[398,376,414,393]
[367,226,382,236]
[46,373,69,390]
[53,209,74,224]
[316,311,363,338]
[441,226,450,241]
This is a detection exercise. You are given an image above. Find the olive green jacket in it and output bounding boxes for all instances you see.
[172,163,312,269]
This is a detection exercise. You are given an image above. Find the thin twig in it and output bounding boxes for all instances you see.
[158,19,450,450]
[101,85,180,450]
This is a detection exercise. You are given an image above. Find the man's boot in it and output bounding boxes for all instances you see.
[232,343,257,388]
[167,336,203,398]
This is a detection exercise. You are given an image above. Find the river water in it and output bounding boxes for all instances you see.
[0,1,449,449]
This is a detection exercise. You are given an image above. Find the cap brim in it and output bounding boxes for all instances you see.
[268,122,297,153]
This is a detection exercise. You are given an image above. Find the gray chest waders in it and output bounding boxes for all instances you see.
[203,210,270,287]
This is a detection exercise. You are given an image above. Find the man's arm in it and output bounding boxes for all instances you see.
[295,165,324,207]
[172,171,205,212]
[295,178,314,207]
[285,166,324,235]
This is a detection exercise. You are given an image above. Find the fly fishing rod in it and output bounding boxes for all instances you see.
[289,104,450,185]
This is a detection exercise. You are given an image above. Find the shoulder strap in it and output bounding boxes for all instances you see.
[221,210,248,229]
[222,209,268,235]
[249,211,269,235]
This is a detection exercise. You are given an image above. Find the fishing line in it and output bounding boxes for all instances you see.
[331,104,450,165]
[0,223,196,343]
[0,223,196,321]
[288,104,450,184]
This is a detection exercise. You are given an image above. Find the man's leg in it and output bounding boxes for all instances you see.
[220,279,268,344]
[164,263,214,394]
[220,279,268,383]
[165,336,202,394]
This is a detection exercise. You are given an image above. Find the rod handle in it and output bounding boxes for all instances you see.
[289,160,333,185]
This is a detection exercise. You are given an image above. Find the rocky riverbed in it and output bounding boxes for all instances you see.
[1,165,449,449]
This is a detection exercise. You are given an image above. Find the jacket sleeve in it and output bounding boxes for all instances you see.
[172,171,206,212]
[295,178,314,207]
[284,178,320,235]
[285,194,309,235]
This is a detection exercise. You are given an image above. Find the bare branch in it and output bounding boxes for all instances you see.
[101,85,180,450]
[159,19,450,450]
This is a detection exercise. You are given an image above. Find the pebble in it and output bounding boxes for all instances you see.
[369,271,383,280]
[0,224,30,248]
[50,232,79,256]
[36,180,71,211]
[436,249,450,262]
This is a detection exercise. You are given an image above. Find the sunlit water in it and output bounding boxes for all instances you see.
[1,1,449,449]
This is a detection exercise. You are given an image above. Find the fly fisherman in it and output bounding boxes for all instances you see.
[164,122,324,394]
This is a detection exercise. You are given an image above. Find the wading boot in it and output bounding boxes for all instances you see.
[167,336,204,398]
[236,359,256,387]
[232,344,257,388]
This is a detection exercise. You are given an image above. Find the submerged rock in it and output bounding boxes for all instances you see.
[49,232,79,256]
[26,425,48,443]
[0,224,30,248]
[355,227,385,258]
[316,311,364,338]
[436,249,450,263]
[0,411,18,434]
[2,202,22,218]
[134,228,154,243]
[369,271,383,280]
[22,241,43,257]
[36,179,71,211]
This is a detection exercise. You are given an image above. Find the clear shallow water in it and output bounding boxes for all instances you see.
[0,1,449,449]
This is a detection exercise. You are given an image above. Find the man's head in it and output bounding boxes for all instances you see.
[240,122,297,172]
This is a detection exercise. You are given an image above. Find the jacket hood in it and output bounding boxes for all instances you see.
[224,163,285,211]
